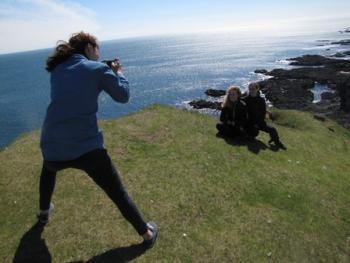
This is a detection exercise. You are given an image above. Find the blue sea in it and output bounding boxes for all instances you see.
[0,31,348,148]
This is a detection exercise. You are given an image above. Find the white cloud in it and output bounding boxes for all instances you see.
[0,0,100,54]
[97,9,350,41]
[1,1,349,54]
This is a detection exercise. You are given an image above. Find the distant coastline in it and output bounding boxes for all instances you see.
[1,29,349,149]
[188,28,350,130]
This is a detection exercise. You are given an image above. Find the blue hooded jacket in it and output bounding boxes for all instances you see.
[40,54,129,161]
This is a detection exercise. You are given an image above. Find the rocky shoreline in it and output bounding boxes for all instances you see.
[189,32,350,130]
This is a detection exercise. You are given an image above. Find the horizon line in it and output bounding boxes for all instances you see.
[1,27,348,56]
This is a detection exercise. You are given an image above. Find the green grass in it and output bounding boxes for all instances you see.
[1,104,350,262]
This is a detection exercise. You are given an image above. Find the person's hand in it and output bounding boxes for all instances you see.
[111,58,123,74]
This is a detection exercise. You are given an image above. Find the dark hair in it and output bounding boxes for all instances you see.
[248,82,260,90]
[46,31,98,72]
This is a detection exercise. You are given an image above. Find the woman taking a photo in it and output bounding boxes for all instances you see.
[38,31,157,248]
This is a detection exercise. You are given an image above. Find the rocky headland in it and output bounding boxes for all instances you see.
[189,35,350,130]
[256,55,350,129]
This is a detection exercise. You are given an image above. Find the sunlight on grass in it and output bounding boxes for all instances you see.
[1,105,349,262]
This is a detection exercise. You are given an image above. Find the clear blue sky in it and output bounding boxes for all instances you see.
[0,0,349,54]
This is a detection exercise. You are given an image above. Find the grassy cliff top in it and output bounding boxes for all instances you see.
[1,104,350,262]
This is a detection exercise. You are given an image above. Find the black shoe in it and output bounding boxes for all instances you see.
[142,222,158,249]
[269,139,286,150]
[276,141,287,150]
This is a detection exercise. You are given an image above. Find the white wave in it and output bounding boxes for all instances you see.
[176,100,221,116]
[276,59,292,64]
[311,82,335,103]
[251,72,274,81]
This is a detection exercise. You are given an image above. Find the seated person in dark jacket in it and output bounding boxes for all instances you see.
[244,82,285,148]
[216,86,248,138]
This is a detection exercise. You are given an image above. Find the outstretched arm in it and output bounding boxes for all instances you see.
[99,62,130,103]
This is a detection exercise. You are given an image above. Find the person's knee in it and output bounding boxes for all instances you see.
[269,127,278,134]
[216,123,224,130]
[246,126,259,137]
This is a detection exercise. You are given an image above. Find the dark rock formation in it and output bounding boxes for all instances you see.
[205,89,226,97]
[287,55,350,69]
[331,39,350,45]
[254,69,268,74]
[267,67,336,84]
[340,28,350,33]
[321,92,337,100]
[257,54,350,129]
[331,52,346,58]
[189,99,222,110]
[188,50,350,129]
[331,51,350,57]
[336,72,350,112]
[265,55,350,85]
[258,78,314,109]
[287,55,334,66]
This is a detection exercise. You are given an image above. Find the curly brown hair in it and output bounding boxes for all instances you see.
[46,31,98,72]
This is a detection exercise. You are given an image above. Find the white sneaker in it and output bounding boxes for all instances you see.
[37,203,54,224]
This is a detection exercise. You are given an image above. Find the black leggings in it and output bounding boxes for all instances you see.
[256,121,279,142]
[39,149,148,235]
[246,121,279,142]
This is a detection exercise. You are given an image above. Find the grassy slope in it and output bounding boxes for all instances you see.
[0,104,350,262]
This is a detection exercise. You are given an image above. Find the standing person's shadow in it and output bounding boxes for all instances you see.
[14,222,148,263]
[13,222,51,263]
[80,243,147,263]
[67,244,147,263]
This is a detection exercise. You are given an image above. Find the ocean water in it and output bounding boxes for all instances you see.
[0,31,348,148]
